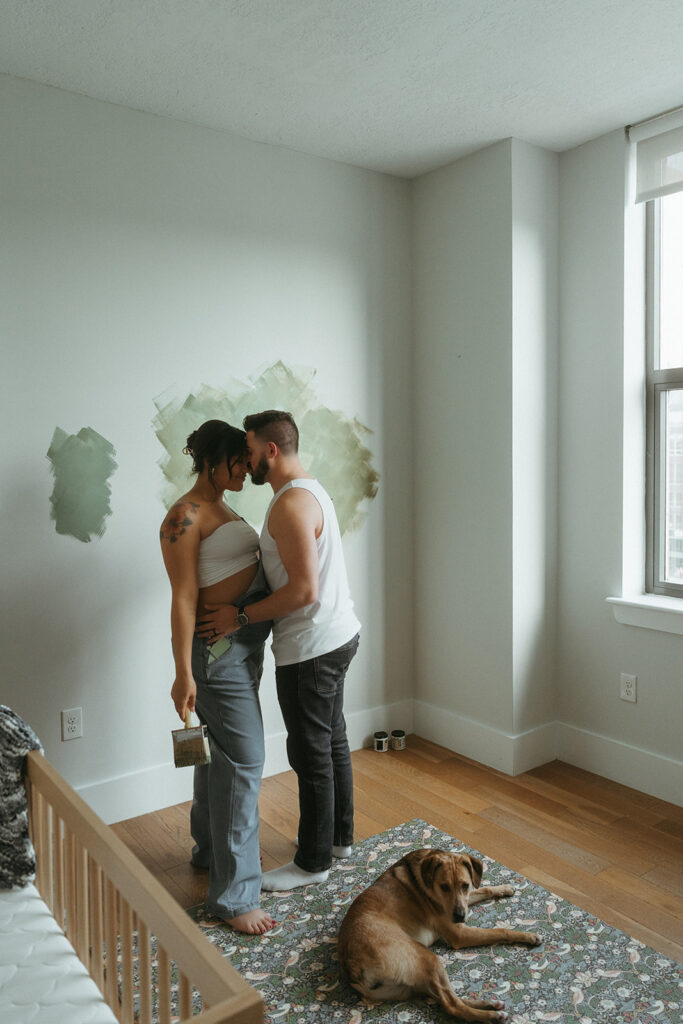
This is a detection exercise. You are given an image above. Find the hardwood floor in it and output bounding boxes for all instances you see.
[111,736,683,963]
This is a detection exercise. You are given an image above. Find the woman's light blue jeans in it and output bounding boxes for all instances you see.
[190,565,271,919]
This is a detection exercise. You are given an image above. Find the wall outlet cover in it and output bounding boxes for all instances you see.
[61,707,83,740]
[619,673,637,703]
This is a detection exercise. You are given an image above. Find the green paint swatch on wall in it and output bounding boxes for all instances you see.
[47,427,117,542]
[154,361,379,535]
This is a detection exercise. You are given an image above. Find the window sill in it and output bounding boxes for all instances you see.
[606,595,683,635]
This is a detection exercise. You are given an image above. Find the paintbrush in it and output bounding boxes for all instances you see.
[172,708,211,768]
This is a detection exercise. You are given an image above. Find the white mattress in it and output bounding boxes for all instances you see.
[0,883,118,1024]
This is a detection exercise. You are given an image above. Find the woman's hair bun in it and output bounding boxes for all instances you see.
[182,420,247,482]
[183,430,198,456]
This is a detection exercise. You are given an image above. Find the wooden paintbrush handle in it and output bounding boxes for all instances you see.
[184,707,192,730]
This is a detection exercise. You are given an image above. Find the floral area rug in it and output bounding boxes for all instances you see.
[188,819,682,1024]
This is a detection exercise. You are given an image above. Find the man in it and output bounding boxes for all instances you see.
[198,410,360,891]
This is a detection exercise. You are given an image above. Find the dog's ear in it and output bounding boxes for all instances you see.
[465,855,483,888]
[419,850,445,891]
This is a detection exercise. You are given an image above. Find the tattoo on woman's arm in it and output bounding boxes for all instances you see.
[160,501,200,543]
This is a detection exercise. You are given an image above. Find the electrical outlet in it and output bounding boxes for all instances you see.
[619,673,637,703]
[61,707,83,740]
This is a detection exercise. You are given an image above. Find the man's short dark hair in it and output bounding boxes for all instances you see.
[243,410,299,454]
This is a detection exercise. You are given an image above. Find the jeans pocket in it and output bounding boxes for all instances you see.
[206,635,233,666]
[311,657,335,696]
[328,634,360,675]
[338,633,360,658]
[311,634,359,695]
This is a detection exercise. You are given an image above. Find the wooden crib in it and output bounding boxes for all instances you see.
[24,749,263,1024]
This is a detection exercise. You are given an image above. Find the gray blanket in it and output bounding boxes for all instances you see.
[0,705,43,889]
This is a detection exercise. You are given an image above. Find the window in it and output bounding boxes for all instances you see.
[630,107,683,600]
[646,191,683,597]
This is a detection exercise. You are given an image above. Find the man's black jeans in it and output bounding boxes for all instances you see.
[275,633,360,873]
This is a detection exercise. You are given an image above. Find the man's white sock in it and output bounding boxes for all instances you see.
[261,861,329,892]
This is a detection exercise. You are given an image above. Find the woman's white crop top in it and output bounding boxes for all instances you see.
[197,519,259,588]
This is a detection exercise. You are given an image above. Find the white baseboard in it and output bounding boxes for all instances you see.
[413,700,557,775]
[78,698,415,824]
[510,721,559,774]
[78,700,681,823]
[556,722,683,807]
[414,700,682,806]
[78,764,194,825]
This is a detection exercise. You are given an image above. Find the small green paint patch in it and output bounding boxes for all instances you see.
[47,427,117,542]
[153,361,379,535]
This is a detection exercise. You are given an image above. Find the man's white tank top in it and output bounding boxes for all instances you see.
[260,478,361,666]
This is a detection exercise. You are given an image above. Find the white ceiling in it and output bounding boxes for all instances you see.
[2,0,683,178]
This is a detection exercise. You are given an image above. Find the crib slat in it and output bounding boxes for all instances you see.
[89,860,105,988]
[179,971,192,1019]
[75,840,89,963]
[48,806,61,921]
[25,777,35,865]
[53,814,65,931]
[39,793,54,909]
[137,919,152,1024]
[32,786,45,894]
[104,879,119,1013]
[64,828,77,942]
[157,943,171,1024]
[119,897,134,1023]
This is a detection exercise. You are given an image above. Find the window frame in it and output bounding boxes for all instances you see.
[645,199,683,598]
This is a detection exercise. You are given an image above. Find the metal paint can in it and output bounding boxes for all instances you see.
[373,730,389,752]
[390,729,406,750]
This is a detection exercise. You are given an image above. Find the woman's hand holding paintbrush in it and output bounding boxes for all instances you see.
[171,672,197,722]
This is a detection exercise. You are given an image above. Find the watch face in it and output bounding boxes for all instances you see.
[237,612,249,626]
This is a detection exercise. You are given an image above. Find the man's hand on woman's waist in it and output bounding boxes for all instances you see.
[196,605,240,639]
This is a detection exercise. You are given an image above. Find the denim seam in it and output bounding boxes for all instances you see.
[207,899,262,918]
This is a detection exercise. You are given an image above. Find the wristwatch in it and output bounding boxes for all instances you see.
[236,605,250,627]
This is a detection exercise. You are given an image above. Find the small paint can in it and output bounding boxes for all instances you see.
[390,729,406,750]
[373,730,389,752]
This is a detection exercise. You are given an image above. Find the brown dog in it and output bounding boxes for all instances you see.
[337,848,541,1022]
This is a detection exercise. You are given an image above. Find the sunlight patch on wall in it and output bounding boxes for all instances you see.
[153,360,379,534]
[47,427,117,542]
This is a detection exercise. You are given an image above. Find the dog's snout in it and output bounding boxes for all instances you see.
[452,909,466,923]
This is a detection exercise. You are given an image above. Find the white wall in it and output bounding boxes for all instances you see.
[557,129,682,802]
[412,129,681,801]
[2,72,680,818]
[412,139,560,774]
[511,139,559,739]
[413,141,514,734]
[0,74,414,821]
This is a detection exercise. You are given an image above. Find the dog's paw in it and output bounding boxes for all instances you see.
[468,997,506,1018]
[487,1009,507,1023]
[497,885,514,898]
[526,931,542,946]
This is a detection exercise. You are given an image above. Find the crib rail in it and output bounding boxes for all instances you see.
[26,750,262,1024]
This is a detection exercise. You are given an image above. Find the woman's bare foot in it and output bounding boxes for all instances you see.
[227,908,276,935]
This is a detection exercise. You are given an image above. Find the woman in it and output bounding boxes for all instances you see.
[160,419,274,934]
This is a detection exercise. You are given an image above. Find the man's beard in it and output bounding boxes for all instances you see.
[249,453,269,485]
